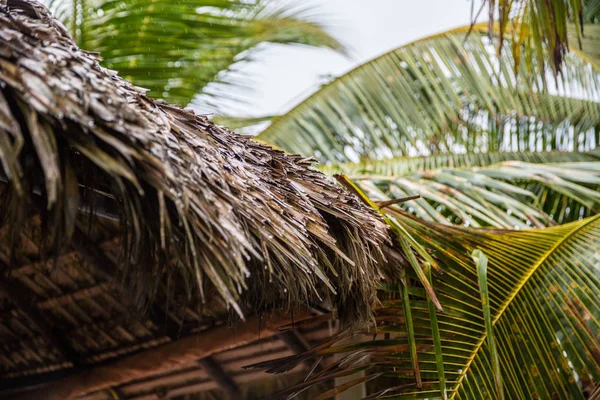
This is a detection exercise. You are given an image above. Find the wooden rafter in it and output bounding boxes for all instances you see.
[278,330,325,373]
[117,368,302,399]
[198,356,241,399]
[36,283,111,309]
[277,330,311,355]
[11,308,313,400]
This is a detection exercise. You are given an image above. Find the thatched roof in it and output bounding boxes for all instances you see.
[0,0,396,398]
[0,0,391,316]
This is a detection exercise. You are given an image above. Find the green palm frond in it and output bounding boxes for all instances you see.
[323,150,600,176]
[241,4,600,399]
[323,152,600,228]
[355,161,600,228]
[487,0,600,73]
[254,25,599,163]
[568,23,600,66]
[46,0,345,106]
[585,0,600,22]
[212,113,276,130]
[251,213,600,399]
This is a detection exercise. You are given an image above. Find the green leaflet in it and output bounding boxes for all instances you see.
[488,1,600,73]
[472,249,504,400]
[426,264,447,400]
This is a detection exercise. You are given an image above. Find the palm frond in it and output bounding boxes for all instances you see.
[323,150,600,176]
[46,0,345,106]
[569,22,600,66]
[486,0,600,73]
[251,212,600,399]
[324,152,600,228]
[584,0,600,23]
[255,25,600,163]
[212,113,276,131]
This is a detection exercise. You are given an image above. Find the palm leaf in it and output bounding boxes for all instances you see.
[322,150,600,177]
[325,152,600,228]
[487,0,600,73]
[46,0,345,106]
[252,212,600,399]
[568,23,600,66]
[254,25,599,163]
[212,113,276,130]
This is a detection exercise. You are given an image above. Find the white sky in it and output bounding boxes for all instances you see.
[207,0,476,117]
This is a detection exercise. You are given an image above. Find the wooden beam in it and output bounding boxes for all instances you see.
[277,330,326,374]
[198,356,240,399]
[277,330,311,355]
[0,262,81,367]
[105,367,303,400]
[125,367,302,400]
[12,308,313,400]
[0,369,76,397]
[37,283,111,309]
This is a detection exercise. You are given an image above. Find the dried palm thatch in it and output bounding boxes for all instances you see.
[0,0,392,325]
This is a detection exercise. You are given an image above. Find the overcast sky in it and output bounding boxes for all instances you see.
[204,0,476,117]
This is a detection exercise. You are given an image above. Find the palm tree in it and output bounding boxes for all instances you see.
[46,0,345,107]
[242,2,600,399]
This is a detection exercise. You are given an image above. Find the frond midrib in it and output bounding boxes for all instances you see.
[321,150,600,177]
[448,213,600,399]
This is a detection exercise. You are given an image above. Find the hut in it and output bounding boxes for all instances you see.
[0,1,398,398]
